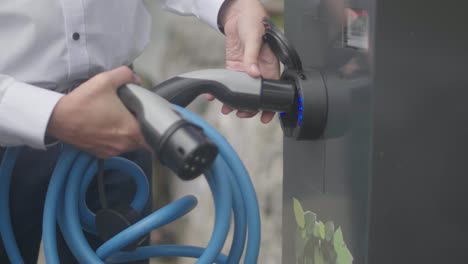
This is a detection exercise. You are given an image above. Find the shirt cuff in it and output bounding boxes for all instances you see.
[164,0,225,31]
[0,81,64,149]
[196,0,225,30]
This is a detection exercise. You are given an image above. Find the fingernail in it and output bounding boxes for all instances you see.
[261,116,270,123]
[221,108,231,115]
[133,73,142,85]
[237,112,247,118]
[205,94,214,101]
[249,64,261,76]
[261,112,275,123]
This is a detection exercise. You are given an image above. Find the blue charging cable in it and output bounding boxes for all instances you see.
[0,105,261,264]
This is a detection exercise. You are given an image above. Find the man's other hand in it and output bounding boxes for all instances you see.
[47,66,150,158]
[215,0,280,123]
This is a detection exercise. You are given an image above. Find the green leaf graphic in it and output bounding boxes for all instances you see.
[301,228,307,239]
[304,211,317,236]
[314,245,326,264]
[295,227,306,263]
[304,254,314,264]
[293,197,305,229]
[304,238,316,264]
[313,221,325,240]
[336,245,353,264]
[323,243,337,263]
[291,200,353,264]
[333,227,353,264]
[333,227,344,251]
[325,221,335,242]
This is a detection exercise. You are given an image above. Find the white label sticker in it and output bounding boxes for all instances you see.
[345,9,369,50]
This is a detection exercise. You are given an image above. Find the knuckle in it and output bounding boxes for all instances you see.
[94,74,111,86]
[126,122,143,142]
[110,135,130,153]
[128,131,145,149]
[116,67,134,84]
[114,145,127,154]
[135,135,146,148]
[118,137,137,153]
[128,121,140,135]
[107,149,119,157]
[96,151,109,159]
[119,66,133,76]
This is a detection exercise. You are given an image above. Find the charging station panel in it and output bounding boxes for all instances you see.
[283,1,371,263]
[282,0,468,263]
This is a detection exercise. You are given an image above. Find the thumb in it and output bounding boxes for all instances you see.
[105,66,139,89]
[243,31,263,78]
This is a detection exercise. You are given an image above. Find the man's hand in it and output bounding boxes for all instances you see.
[47,66,149,158]
[216,0,280,123]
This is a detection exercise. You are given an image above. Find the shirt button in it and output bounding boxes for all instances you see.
[72,32,80,41]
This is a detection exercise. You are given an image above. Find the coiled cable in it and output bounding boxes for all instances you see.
[0,106,261,264]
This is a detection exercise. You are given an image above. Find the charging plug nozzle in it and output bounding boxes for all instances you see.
[152,69,297,113]
[118,84,218,180]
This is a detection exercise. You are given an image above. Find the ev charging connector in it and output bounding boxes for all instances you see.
[118,85,218,181]
[153,18,328,140]
[95,85,219,248]
[263,18,328,140]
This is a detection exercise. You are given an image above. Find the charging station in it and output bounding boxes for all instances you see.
[282,0,468,263]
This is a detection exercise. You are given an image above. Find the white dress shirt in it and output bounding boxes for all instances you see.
[0,0,224,149]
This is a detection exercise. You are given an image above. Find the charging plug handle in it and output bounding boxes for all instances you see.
[152,69,296,113]
[118,84,218,180]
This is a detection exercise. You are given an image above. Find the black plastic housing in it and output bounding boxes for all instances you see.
[152,75,296,113]
[95,205,147,250]
[260,79,296,112]
[279,69,328,140]
[158,121,218,180]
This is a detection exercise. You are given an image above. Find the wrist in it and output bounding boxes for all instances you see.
[46,95,73,140]
[218,0,267,32]
[219,0,250,30]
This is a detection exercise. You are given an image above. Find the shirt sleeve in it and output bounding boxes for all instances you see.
[163,0,225,31]
[0,74,64,149]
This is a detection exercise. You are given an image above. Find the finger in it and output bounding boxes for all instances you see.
[258,44,280,79]
[236,110,258,118]
[105,66,137,89]
[221,105,234,115]
[96,146,122,159]
[205,94,215,101]
[226,60,244,72]
[243,29,264,78]
[94,151,111,159]
[260,111,275,123]
[135,131,151,152]
[132,73,143,85]
[140,139,154,154]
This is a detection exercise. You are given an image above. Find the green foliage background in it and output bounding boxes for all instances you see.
[293,198,353,264]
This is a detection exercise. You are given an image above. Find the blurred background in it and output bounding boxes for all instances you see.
[134,0,284,263]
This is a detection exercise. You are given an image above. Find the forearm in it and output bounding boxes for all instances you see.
[0,74,63,149]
